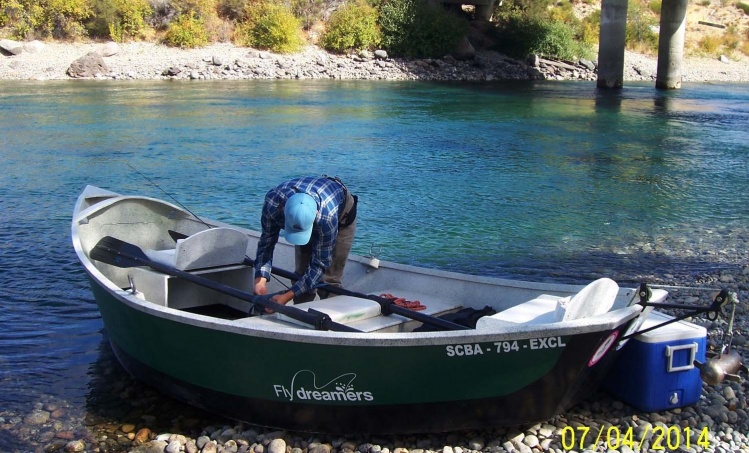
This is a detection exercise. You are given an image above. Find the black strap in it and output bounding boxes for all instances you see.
[324,175,357,229]
[340,195,357,228]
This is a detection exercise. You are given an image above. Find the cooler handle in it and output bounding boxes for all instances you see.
[665,343,697,372]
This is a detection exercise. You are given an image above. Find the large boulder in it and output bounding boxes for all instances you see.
[23,40,45,53]
[0,39,24,55]
[97,41,120,57]
[67,51,110,78]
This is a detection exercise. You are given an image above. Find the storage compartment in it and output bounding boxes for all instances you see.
[603,311,706,412]
[128,265,254,317]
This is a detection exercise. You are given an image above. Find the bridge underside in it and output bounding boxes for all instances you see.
[435,0,688,89]
[430,0,496,20]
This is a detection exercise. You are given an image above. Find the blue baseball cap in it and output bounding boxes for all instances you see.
[282,193,316,245]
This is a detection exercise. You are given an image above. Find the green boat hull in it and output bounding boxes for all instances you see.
[73,186,649,434]
[91,279,629,434]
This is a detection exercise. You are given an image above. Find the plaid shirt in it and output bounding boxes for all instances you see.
[254,176,346,296]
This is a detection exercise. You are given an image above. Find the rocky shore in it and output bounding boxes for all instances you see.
[1,40,749,82]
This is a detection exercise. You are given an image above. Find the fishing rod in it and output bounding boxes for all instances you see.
[629,282,747,385]
[126,162,282,287]
[623,284,732,339]
[126,162,213,230]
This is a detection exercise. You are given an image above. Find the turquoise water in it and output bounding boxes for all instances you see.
[1,79,748,449]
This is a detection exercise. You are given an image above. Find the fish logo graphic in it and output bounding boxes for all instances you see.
[273,370,375,403]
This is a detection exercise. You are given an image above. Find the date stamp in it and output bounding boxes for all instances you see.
[560,425,711,451]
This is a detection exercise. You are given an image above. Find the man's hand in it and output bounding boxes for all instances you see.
[255,277,295,313]
[271,290,295,305]
[254,277,268,296]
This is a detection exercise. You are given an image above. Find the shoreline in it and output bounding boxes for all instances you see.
[2,41,749,82]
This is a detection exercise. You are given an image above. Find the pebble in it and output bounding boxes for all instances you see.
[64,439,86,452]
[24,409,50,425]
[268,438,287,453]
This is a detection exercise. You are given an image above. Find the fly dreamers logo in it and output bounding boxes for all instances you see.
[273,370,375,402]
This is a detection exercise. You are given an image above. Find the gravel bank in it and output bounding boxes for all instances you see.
[1,41,748,82]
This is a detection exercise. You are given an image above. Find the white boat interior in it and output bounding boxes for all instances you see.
[73,185,667,337]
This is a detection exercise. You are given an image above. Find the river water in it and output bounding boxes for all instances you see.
[1,80,748,450]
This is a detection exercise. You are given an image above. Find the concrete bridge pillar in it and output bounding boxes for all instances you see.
[655,0,688,89]
[596,0,628,88]
[474,1,495,21]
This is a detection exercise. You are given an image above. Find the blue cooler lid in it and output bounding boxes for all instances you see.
[635,310,707,343]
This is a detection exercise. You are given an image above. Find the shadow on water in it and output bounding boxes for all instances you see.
[463,249,746,287]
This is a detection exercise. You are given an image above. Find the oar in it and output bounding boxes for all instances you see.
[168,229,469,331]
[260,263,470,331]
[90,236,361,333]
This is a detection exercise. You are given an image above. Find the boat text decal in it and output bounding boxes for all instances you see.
[273,370,374,402]
[445,337,567,357]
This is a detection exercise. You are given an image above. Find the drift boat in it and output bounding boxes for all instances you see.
[72,185,670,434]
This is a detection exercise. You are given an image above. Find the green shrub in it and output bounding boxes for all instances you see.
[321,0,381,53]
[494,13,590,60]
[173,0,218,18]
[217,0,247,20]
[546,1,576,24]
[492,0,552,25]
[95,0,152,41]
[378,0,469,58]
[85,0,116,37]
[2,0,92,39]
[626,0,658,53]
[737,1,749,14]
[579,10,600,48]
[698,34,720,54]
[0,1,9,27]
[119,0,151,36]
[163,11,208,47]
[290,0,326,30]
[235,1,304,53]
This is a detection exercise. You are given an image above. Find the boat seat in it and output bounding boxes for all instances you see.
[347,289,463,332]
[477,278,620,328]
[144,227,249,271]
[276,296,382,327]
[487,294,569,325]
[557,277,619,321]
[269,289,463,333]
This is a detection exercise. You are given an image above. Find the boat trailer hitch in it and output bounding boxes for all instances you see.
[633,284,747,385]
